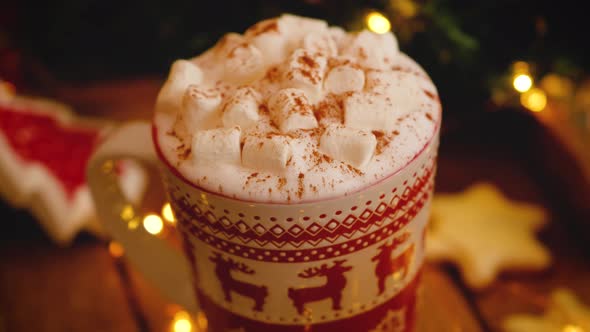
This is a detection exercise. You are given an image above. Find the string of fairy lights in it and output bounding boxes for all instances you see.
[511,61,548,112]
[108,202,174,254]
[361,8,556,115]
[364,6,554,116]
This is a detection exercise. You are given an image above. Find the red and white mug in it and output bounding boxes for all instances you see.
[87,121,439,332]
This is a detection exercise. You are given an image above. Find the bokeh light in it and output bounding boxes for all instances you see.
[120,205,135,221]
[0,80,16,99]
[366,11,391,34]
[562,325,584,332]
[513,74,533,93]
[128,217,140,230]
[520,88,547,112]
[143,214,164,235]
[108,241,124,258]
[101,160,114,174]
[196,311,208,330]
[172,311,193,332]
[541,74,574,99]
[393,0,418,18]
[512,61,530,74]
[162,203,176,224]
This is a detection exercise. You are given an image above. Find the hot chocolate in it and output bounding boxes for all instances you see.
[154,14,440,203]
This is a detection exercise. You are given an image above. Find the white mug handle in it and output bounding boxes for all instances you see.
[87,122,197,312]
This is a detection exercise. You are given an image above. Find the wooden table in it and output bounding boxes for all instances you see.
[1,79,589,332]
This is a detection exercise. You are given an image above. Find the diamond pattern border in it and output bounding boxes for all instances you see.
[172,161,434,249]
[178,179,431,263]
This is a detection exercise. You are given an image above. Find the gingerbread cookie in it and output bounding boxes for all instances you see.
[426,182,551,289]
[0,95,146,244]
[504,288,590,332]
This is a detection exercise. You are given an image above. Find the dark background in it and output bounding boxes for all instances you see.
[2,0,589,116]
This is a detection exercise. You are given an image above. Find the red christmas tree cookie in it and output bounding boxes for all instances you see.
[0,95,146,244]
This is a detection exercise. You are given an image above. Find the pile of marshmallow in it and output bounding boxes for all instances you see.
[156,14,431,173]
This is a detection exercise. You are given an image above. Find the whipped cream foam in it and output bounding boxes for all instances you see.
[154,14,441,203]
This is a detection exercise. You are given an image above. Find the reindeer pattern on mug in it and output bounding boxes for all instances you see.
[181,218,425,325]
[171,150,435,326]
[372,233,415,296]
[288,260,352,314]
[209,252,268,312]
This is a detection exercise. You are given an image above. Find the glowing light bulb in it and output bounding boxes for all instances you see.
[0,80,16,100]
[366,12,391,34]
[108,241,125,258]
[513,74,533,93]
[541,73,574,99]
[162,203,176,224]
[143,214,164,235]
[520,88,547,112]
[120,205,135,221]
[128,217,140,230]
[196,312,208,330]
[393,0,418,18]
[172,311,193,332]
[173,318,191,332]
[102,160,115,173]
[512,61,530,74]
[563,325,584,332]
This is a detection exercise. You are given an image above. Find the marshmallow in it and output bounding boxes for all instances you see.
[328,26,347,49]
[279,14,329,50]
[320,125,377,169]
[314,94,343,126]
[283,49,327,103]
[155,60,203,113]
[214,33,247,56]
[366,71,431,116]
[249,34,287,67]
[192,127,241,166]
[249,15,331,65]
[365,70,392,94]
[380,32,399,56]
[324,65,365,94]
[242,135,292,173]
[221,87,261,129]
[178,85,222,131]
[268,88,318,133]
[302,31,337,57]
[246,19,289,66]
[223,43,266,84]
[368,69,421,94]
[327,55,357,68]
[342,30,399,69]
[280,14,328,34]
[343,92,399,131]
[390,52,428,74]
[245,18,280,37]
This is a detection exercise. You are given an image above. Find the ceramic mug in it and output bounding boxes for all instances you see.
[87,120,439,332]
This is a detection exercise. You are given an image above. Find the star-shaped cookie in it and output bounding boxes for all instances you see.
[504,288,590,332]
[426,182,551,289]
